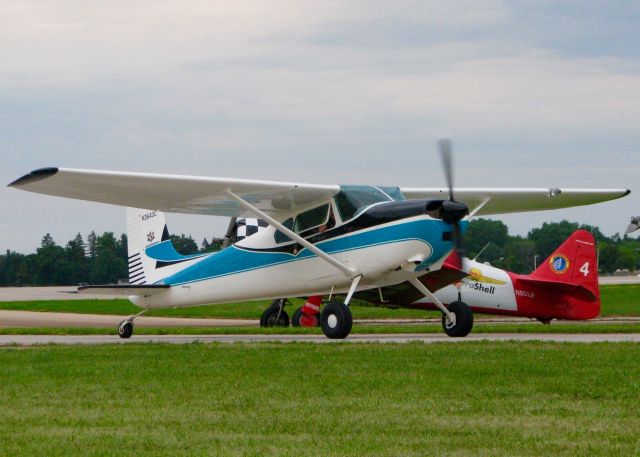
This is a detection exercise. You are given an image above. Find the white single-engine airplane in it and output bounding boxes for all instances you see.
[9,141,630,339]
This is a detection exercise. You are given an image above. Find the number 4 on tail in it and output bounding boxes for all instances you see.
[580,262,590,277]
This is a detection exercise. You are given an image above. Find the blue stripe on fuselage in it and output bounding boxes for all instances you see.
[160,218,467,286]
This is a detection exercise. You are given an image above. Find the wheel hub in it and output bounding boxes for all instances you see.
[327,314,338,329]
[445,313,457,329]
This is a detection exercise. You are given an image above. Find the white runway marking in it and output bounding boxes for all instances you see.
[1,333,640,346]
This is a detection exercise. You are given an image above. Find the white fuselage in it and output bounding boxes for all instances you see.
[132,215,456,309]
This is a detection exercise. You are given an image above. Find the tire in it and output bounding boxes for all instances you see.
[261,306,290,327]
[441,301,473,337]
[291,307,303,327]
[320,302,353,339]
[118,320,133,339]
[260,299,289,327]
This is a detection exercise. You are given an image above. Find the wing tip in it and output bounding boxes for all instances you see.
[8,167,59,188]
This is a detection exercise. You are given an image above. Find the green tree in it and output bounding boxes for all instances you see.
[64,233,88,285]
[502,239,537,274]
[527,221,580,260]
[87,231,98,258]
[464,219,509,259]
[91,232,127,284]
[170,234,199,255]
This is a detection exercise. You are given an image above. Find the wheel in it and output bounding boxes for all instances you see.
[320,302,353,339]
[260,306,290,327]
[441,301,473,337]
[260,299,289,327]
[292,307,303,327]
[118,320,133,339]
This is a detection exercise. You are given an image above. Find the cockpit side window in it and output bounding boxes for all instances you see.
[273,204,336,244]
[294,204,330,235]
[274,218,294,244]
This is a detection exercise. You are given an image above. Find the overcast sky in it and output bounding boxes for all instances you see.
[1,0,639,253]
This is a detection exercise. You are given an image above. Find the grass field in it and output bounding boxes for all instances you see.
[0,342,638,456]
[0,284,638,319]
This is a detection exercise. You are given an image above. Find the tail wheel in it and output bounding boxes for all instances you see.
[441,301,473,337]
[320,302,353,339]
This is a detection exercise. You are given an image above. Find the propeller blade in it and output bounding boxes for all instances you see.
[438,139,454,201]
[452,222,465,258]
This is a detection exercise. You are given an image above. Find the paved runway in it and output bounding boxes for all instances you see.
[1,333,639,346]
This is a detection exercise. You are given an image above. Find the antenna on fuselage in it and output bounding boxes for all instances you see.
[472,241,492,262]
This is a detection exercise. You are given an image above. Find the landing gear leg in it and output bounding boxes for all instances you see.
[320,275,361,339]
[409,277,474,337]
[117,309,147,339]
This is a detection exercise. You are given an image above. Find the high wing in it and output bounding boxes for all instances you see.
[9,167,629,219]
[400,187,630,216]
[8,167,340,220]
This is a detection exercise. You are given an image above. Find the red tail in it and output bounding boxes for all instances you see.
[518,230,600,319]
[530,230,598,295]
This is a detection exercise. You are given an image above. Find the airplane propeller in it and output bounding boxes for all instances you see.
[438,139,469,261]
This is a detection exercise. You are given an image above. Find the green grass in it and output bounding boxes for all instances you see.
[0,283,638,319]
[1,322,639,336]
[599,284,640,316]
[0,342,638,456]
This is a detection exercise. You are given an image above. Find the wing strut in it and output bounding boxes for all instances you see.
[223,189,358,277]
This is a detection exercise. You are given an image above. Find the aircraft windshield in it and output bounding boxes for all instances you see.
[335,185,405,221]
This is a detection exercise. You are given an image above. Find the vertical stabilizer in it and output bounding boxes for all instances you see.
[530,229,599,298]
[127,208,207,285]
[127,208,168,285]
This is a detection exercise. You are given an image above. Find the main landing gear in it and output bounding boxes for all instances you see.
[260,298,290,327]
[441,300,473,337]
[117,309,147,339]
[319,275,361,339]
[409,277,474,337]
[320,301,352,339]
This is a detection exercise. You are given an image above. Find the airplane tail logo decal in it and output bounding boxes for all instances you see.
[550,254,569,274]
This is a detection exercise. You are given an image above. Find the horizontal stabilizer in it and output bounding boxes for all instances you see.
[77,285,170,296]
[517,277,597,302]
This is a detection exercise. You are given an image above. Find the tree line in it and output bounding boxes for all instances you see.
[1,220,638,286]
[0,232,221,287]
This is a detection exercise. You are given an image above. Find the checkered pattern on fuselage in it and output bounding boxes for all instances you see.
[236,218,269,241]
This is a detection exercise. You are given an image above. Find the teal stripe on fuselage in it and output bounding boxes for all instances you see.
[160,219,467,286]
[146,240,208,262]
